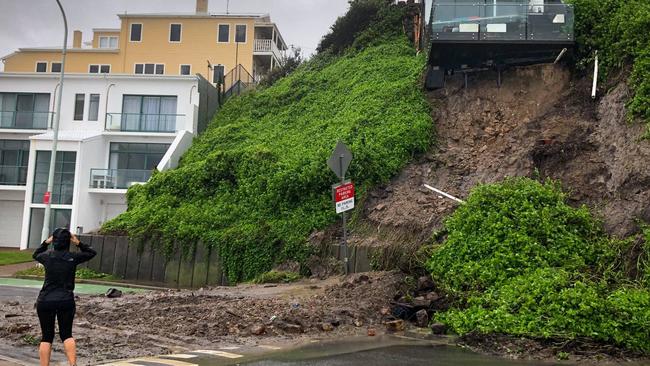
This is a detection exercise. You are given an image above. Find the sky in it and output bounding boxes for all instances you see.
[0,0,353,70]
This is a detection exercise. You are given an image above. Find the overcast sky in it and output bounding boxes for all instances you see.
[0,0,354,70]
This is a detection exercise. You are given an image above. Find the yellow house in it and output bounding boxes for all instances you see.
[1,0,287,87]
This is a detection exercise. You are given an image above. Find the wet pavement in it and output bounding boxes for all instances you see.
[0,278,147,301]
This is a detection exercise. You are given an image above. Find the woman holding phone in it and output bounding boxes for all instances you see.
[32,228,96,366]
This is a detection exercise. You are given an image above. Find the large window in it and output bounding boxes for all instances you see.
[235,24,247,43]
[121,95,177,132]
[0,139,29,185]
[99,36,118,48]
[130,23,142,42]
[134,63,164,75]
[0,93,50,129]
[88,94,100,121]
[169,24,182,42]
[218,24,230,43]
[32,151,77,205]
[109,143,170,171]
[74,94,85,121]
[28,208,71,249]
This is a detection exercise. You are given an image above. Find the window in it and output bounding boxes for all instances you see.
[28,208,71,248]
[134,63,164,75]
[169,24,182,42]
[35,62,47,73]
[98,36,118,48]
[31,150,77,205]
[0,139,29,185]
[109,143,170,171]
[51,62,62,73]
[130,23,142,42]
[218,24,230,43]
[74,94,85,121]
[89,64,110,74]
[88,94,100,121]
[0,93,50,129]
[180,64,191,75]
[121,95,178,132]
[212,64,224,84]
[235,24,247,43]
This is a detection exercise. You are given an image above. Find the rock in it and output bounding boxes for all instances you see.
[430,322,447,335]
[321,322,334,332]
[105,288,122,298]
[412,296,429,308]
[417,276,435,292]
[367,328,376,336]
[415,310,429,328]
[385,319,405,332]
[375,203,387,211]
[355,274,370,283]
[354,319,364,327]
[379,307,391,316]
[278,322,303,334]
[327,318,341,327]
[250,324,266,335]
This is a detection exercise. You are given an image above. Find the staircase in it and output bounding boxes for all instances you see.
[222,64,257,100]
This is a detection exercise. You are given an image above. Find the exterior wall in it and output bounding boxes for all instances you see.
[2,51,121,74]
[0,190,25,248]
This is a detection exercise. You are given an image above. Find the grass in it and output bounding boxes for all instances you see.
[0,250,34,266]
[14,266,116,281]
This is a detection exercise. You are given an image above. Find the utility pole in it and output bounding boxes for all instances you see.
[41,0,68,241]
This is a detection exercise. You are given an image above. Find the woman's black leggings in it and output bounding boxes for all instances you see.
[36,300,75,343]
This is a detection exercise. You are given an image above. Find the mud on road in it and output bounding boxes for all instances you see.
[0,272,404,365]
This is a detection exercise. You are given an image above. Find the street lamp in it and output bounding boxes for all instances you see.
[41,0,68,241]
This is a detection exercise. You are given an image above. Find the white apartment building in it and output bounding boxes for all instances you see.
[0,73,212,249]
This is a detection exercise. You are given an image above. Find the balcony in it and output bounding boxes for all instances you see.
[89,169,152,190]
[0,111,52,130]
[431,3,574,42]
[254,39,281,59]
[105,113,182,133]
[0,165,27,186]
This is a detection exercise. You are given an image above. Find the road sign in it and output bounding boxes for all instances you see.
[334,182,355,214]
[327,141,353,179]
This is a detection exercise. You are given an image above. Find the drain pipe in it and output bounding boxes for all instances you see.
[423,184,465,204]
[592,51,599,99]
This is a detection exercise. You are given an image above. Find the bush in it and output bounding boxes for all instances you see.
[429,178,650,354]
[569,0,650,134]
[252,270,301,284]
[103,21,433,282]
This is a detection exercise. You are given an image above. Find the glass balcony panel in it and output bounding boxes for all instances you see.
[89,168,153,189]
[0,166,28,185]
[527,4,574,41]
[107,113,180,133]
[431,4,482,40]
[0,111,52,129]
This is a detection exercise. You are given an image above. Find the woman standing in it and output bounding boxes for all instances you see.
[32,228,96,366]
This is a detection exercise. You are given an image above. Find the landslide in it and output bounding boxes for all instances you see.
[355,64,650,252]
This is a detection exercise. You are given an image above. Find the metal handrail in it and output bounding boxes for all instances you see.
[89,168,152,189]
[0,111,53,130]
[105,113,183,133]
[0,165,28,186]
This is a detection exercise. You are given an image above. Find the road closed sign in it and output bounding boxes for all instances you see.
[334,182,355,214]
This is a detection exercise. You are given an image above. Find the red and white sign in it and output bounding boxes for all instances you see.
[43,191,51,205]
[334,182,355,214]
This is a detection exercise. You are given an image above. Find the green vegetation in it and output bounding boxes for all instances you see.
[428,178,650,353]
[570,0,650,134]
[0,250,34,266]
[15,266,115,280]
[103,2,432,283]
[252,270,301,284]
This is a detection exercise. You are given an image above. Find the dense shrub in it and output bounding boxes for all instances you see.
[569,0,650,133]
[103,36,432,282]
[317,0,387,55]
[429,178,650,354]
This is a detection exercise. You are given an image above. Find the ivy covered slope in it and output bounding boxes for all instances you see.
[102,36,432,281]
[570,0,650,133]
[428,178,650,354]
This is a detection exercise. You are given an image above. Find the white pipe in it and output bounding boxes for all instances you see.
[592,51,599,99]
[554,48,567,64]
[423,184,466,204]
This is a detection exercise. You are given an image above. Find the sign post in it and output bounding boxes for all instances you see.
[327,141,354,274]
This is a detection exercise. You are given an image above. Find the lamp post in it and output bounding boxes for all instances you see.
[41,0,68,241]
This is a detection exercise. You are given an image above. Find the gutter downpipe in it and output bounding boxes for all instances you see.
[41,0,68,242]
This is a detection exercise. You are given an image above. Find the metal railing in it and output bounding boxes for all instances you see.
[105,113,182,133]
[0,111,53,130]
[223,64,256,99]
[431,3,574,42]
[89,168,152,189]
[0,165,28,186]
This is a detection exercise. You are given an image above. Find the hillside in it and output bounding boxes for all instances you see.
[102,3,432,282]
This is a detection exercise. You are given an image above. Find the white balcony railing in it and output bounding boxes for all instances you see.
[254,39,281,58]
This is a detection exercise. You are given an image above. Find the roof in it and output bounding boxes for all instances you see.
[30,130,103,142]
[0,72,200,83]
[92,28,120,33]
[117,12,269,20]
